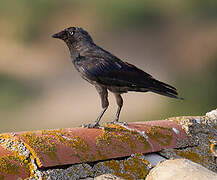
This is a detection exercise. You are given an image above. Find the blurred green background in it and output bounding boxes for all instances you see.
[0,0,216,132]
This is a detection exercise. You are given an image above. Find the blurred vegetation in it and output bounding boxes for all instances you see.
[189,0,217,19]
[0,74,40,112]
[0,0,75,42]
[140,58,217,121]
[167,59,217,117]
[1,0,217,43]
[0,0,216,131]
[88,1,165,28]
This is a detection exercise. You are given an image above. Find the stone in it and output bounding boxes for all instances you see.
[94,174,124,180]
[146,159,217,180]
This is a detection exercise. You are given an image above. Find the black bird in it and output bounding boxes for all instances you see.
[52,27,183,128]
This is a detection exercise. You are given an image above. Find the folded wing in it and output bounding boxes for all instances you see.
[74,54,182,99]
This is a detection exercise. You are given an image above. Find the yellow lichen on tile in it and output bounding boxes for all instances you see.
[134,134,150,150]
[0,156,19,176]
[96,123,175,157]
[0,174,4,180]
[0,134,12,140]
[147,126,173,146]
[22,129,91,163]
[27,159,36,177]
[96,124,150,155]
[12,151,31,175]
[20,132,58,163]
[96,149,108,160]
[0,135,37,178]
[42,129,89,153]
[42,129,90,162]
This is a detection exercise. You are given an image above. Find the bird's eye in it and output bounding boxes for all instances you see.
[69,31,74,36]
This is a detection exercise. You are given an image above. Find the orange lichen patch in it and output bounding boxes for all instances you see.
[95,153,151,179]
[174,148,213,168]
[0,134,13,140]
[210,142,217,157]
[165,113,217,172]
[104,160,121,172]
[122,153,150,178]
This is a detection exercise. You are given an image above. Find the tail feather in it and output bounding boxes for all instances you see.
[128,79,183,100]
[149,88,183,100]
[149,79,183,100]
[157,80,177,91]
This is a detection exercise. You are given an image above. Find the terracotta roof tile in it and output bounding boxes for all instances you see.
[8,120,189,168]
[0,120,190,180]
[0,144,30,179]
[1,110,216,179]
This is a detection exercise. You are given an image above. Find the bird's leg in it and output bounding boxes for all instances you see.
[113,93,123,123]
[106,93,124,125]
[93,106,108,127]
[114,106,122,123]
[82,86,109,128]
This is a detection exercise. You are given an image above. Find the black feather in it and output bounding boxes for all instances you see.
[53,27,183,127]
[74,53,183,99]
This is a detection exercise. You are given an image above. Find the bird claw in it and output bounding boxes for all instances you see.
[119,121,128,126]
[106,121,128,126]
[106,120,117,124]
[81,123,100,128]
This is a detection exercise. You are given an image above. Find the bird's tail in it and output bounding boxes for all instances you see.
[130,79,183,100]
[148,79,183,100]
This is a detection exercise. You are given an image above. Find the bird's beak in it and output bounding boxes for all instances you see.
[52,32,61,39]
[52,33,58,38]
[52,30,66,39]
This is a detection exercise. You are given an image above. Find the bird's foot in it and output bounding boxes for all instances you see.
[106,119,118,124]
[81,123,100,128]
[106,120,128,126]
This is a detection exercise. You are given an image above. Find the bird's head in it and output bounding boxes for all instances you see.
[52,27,93,44]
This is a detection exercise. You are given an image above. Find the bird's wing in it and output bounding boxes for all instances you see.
[74,54,181,99]
[74,55,151,87]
